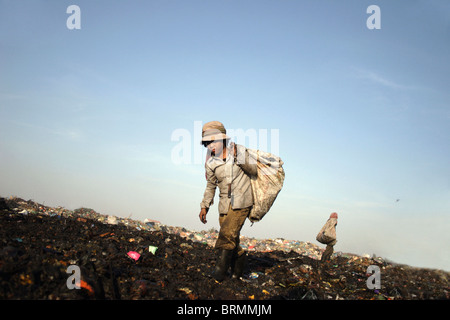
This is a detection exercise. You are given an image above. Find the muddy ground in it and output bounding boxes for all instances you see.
[0,197,448,300]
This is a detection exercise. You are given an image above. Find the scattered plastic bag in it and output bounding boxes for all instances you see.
[127,251,141,261]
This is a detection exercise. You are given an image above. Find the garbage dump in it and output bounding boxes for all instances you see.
[1,196,448,300]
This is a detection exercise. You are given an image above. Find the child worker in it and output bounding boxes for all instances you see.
[317,212,338,263]
[198,121,257,282]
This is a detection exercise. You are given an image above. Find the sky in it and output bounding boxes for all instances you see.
[1,0,449,271]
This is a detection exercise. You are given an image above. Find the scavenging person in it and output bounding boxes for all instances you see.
[319,212,338,263]
[198,121,257,282]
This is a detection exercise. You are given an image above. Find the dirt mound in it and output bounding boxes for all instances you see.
[0,197,448,300]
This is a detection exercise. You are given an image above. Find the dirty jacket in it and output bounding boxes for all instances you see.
[200,144,257,214]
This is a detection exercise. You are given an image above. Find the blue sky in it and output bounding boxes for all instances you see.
[1,0,449,271]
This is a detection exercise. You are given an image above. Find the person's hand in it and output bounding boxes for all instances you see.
[199,208,209,224]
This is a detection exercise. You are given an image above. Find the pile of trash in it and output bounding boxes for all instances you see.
[1,196,448,300]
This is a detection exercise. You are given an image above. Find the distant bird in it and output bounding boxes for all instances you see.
[395,199,400,203]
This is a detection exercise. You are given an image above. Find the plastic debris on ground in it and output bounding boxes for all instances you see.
[0,196,448,300]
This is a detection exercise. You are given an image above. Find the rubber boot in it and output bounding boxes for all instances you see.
[212,249,233,282]
[231,251,247,279]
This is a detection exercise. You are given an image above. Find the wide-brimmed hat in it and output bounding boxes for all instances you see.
[201,121,231,143]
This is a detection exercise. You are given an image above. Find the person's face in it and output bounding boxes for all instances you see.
[206,140,224,156]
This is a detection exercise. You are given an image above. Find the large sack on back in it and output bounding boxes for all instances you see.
[247,149,285,223]
[316,218,338,245]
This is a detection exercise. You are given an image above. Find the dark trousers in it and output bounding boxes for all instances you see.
[214,205,251,257]
[320,244,334,262]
